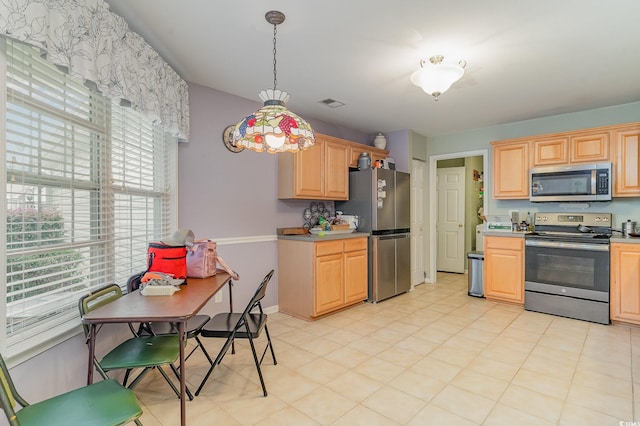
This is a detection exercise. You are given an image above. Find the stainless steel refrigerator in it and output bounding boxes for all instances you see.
[337,168,411,302]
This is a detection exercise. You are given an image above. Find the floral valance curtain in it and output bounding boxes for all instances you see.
[0,0,190,141]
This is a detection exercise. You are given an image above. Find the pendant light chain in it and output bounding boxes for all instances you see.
[272,22,278,91]
[231,10,315,153]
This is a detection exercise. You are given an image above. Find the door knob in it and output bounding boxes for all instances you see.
[459,224,463,228]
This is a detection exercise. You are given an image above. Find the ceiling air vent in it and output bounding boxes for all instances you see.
[319,98,345,108]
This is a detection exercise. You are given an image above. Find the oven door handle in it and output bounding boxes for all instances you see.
[525,239,609,252]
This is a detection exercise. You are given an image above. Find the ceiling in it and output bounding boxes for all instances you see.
[105,0,640,138]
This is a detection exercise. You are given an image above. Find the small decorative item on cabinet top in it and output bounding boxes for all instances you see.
[358,152,371,170]
[373,132,387,150]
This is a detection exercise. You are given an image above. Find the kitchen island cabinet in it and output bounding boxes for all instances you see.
[610,241,640,325]
[483,235,524,305]
[278,234,368,320]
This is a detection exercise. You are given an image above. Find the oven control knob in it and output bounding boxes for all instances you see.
[561,288,566,293]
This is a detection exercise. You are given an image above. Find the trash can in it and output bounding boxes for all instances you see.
[467,251,484,297]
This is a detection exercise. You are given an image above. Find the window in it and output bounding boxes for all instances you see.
[1,38,177,359]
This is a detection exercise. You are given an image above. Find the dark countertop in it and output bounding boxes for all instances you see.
[277,231,370,242]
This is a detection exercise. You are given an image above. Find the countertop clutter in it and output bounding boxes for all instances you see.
[277,230,369,241]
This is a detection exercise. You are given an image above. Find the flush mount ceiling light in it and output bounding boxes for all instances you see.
[231,10,315,153]
[410,55,466,101]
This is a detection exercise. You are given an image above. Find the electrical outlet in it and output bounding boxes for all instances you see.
[214,292,222,303]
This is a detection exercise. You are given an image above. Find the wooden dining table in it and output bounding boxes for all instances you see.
[81,272,233,426]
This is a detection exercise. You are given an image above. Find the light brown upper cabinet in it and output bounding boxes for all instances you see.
[531,136,569,166]
[348,144,388,168]
[492,140,530,199]
[531,129,609,167]
[278,133,389,200]
[612,124,640,196]
[278,133,349,200]
[492,122,640,200]
[569,130,609,163]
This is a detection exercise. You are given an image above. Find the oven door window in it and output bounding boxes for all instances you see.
[525,245,609,292]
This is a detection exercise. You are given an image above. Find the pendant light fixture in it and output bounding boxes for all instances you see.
[410,55,466,101]
[232,10,315,153]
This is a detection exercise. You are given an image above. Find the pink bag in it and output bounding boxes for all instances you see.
[186,240,239,280]
[186,240,217,278]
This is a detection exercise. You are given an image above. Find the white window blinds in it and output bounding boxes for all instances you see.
[2,38,177,359]
[110,103,175,283]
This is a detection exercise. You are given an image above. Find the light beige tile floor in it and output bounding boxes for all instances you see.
[134,272,639,425]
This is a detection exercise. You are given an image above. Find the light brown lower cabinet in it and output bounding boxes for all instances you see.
[483,236,524,305]
[610,243,640,324]
[278,237,368,320]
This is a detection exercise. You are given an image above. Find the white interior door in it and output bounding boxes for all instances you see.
[411,159,425,286]
[436,167,465,273]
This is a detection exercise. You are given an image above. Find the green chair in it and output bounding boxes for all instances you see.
[79,284,183,399]
[126,272,214,367]
[0,352,142,426]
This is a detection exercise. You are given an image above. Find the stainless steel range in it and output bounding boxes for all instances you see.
[525,212,611,324]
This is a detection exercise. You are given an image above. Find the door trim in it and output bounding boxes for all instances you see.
[427,149,489,284]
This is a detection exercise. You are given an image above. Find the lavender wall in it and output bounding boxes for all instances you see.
[384,129,411,173]
[178,83,370,314]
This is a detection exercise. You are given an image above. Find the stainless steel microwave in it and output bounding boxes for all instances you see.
[529,162,612,202]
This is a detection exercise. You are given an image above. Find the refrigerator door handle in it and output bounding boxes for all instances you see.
[378,233,410,240]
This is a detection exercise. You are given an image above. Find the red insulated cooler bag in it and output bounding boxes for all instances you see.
[147,242,187,280]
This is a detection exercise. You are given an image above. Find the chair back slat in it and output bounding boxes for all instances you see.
[80,284,122,315]
[78,284,123,338]
[233,270,273,332]
[248,270,274,312]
